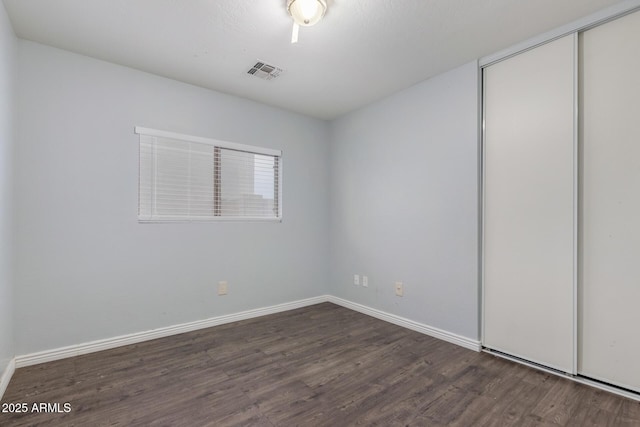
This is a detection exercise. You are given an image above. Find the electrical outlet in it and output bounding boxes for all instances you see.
[395,282,404,297]
[218,281,228,295]
[354,274,360,285]
[362,276,369,287]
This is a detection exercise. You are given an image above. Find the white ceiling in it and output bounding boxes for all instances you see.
[2,0,624,119]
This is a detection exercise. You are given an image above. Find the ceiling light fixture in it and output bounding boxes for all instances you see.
[287,0,327,44]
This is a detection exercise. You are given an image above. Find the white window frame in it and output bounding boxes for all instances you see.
[136,127,283,222]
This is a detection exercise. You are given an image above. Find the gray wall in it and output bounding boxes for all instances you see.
[13,41,330,355]
[0,2,16,378]
[12,39,481,356]
[328,61,480,339]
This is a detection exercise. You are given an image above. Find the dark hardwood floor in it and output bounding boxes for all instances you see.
[1,302,639,426]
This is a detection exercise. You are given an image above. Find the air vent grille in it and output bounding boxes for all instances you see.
[247,61,284,80]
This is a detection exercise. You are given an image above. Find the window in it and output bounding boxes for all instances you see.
[136,127,282,221]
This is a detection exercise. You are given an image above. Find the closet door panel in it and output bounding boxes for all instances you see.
[483,35,575,373]
[580,10,640,392]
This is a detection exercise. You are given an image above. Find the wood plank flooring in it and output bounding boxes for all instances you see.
[1,302,639,426]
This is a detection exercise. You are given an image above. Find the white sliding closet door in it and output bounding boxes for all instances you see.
[580,10,640,393]
[483,35,576,373]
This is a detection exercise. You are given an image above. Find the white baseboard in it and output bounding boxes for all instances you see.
[0,358,16,400]
[15,296,327,368]
[328,296,482,352]
[15,294,480,368]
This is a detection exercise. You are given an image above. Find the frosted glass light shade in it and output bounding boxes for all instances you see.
[288,0,327,26]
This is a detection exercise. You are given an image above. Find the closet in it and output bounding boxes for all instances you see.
[483,9,640,394]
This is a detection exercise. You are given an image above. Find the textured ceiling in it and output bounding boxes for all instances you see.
[2,0,624,119]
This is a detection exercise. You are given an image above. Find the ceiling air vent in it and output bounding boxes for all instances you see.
[247,61,284,81]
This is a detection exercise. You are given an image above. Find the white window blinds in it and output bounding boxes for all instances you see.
[136,127,282,221]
